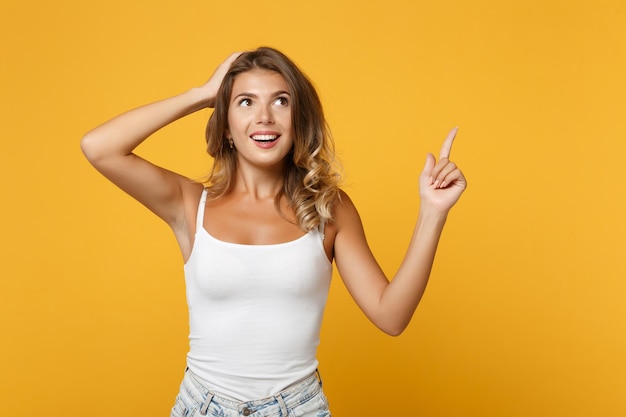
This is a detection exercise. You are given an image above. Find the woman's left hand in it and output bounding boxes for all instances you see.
[419,127,467,212]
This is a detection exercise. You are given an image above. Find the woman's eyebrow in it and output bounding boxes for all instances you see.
[232,90,291,100]
[232,92,258,100]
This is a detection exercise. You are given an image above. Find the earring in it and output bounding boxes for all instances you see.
[228,138,234,149]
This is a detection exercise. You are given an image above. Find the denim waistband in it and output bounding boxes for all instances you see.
[183,369,323,416]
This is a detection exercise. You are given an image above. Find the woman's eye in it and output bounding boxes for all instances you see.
[274,97,289,106]
[238,98,252,106]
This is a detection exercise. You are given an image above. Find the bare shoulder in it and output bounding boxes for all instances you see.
[323,189,363,255]
[171,181,205,250]
[179,180,205,227]
[332,189,363,229]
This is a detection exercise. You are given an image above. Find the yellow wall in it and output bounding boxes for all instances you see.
[1,1,625,415]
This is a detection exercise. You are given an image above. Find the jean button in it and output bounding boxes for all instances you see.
[242,407,252,416]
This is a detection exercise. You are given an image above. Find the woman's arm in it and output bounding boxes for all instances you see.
[80,53,240,227]
[333,128,466,336]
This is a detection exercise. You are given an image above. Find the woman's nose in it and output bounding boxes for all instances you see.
[256,105,274,124]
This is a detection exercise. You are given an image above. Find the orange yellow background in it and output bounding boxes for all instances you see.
[1,1,625,416]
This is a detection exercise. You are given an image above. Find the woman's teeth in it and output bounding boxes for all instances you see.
[251,134,279,142]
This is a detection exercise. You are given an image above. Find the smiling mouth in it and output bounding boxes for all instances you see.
[251,134,279,143]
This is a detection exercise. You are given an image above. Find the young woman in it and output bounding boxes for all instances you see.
[81,47,466,417]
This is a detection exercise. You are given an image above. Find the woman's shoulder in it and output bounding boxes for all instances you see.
[178,181,207,226]
[334,188,358,212]
[329,189,362,230]
[323,188,368,259]
[181,180,206,204]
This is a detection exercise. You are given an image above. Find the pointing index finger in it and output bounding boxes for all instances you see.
[439,126,459,159]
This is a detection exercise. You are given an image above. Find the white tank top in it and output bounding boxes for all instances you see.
[184,189,332,400]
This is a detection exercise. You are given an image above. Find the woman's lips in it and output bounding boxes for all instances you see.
[250,133,280,148]
[251,134,279,142]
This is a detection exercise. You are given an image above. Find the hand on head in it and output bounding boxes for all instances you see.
[201,52,244,108]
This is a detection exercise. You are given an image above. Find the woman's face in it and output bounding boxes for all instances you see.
[226,69,294,171]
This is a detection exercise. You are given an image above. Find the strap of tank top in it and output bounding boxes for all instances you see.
[318,219,326,240]
[196,188,208,232]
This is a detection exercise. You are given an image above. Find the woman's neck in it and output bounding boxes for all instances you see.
[232,165,285,200]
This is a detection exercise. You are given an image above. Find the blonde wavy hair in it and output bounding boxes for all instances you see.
[204,47,341,232]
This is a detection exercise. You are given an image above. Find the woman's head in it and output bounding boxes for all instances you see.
[205,47,340,230]
[207,47,328,167]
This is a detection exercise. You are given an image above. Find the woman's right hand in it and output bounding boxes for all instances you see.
[200,52,243,108]
[82,52,242,231]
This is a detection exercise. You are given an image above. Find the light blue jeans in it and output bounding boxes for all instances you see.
[170,369,332,417]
